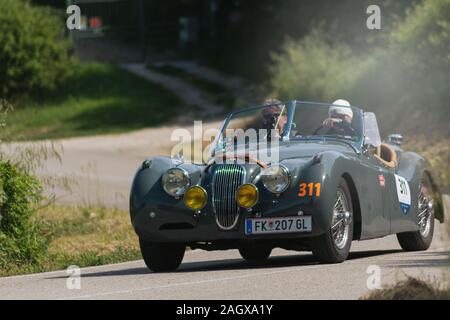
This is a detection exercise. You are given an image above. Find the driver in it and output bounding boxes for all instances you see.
[261,99,287,138]
[322,99,355,136]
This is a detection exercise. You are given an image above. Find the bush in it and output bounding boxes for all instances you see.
[0,161,48,269]
[0,0,72,98]
[363,276,449,300]
[268,0,450,136]
[391,0,450,69]
[269,30,370,101]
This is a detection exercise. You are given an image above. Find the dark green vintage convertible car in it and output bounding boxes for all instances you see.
[129,100,444,272]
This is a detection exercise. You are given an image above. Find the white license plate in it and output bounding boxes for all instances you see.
[245,216,312,235]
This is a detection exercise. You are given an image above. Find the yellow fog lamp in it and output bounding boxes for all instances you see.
[183,186,207,211]
[236,184,259,208]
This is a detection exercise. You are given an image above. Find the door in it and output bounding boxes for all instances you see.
[359,112,390,238]
[358,155,390,238]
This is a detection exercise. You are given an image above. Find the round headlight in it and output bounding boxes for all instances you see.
[260,165,290,193]
[236,184,259,208]
[162,168,190,197]
[184,186,207,210]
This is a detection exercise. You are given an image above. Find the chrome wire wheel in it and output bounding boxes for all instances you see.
[331,189,352,249]
[418,184,432,238]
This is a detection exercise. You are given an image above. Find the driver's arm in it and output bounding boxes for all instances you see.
[338,120,356,135]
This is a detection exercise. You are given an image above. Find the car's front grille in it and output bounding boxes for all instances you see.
[211,164,246,230]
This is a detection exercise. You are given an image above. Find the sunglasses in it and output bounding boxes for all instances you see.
[263,112,281,119]
[331,113,346,120]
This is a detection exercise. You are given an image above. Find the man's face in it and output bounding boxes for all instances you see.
[263,106,286,128]
[262,105,287,138]
[330,111,352,124]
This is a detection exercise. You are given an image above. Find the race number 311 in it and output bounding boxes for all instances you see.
[298,182,321,197]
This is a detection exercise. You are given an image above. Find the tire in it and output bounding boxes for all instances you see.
[139,239,185,272]
[312,178,354,263]
[397,213,434,251]
[239,245,272,261]
[397,177,435,251]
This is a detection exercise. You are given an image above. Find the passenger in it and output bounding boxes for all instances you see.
[322,99,355,136]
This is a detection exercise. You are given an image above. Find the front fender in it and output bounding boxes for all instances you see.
[277,151,356,235]
[129,156,203,225]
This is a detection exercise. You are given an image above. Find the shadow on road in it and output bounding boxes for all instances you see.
[46,248,403,280]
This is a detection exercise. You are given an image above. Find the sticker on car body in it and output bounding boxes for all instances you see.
[394,174,411,214]
[378,175,385,187]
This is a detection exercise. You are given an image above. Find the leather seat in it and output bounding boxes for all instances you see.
[374,143,398,168]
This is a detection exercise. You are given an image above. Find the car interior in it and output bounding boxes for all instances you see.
[374,143,398,168]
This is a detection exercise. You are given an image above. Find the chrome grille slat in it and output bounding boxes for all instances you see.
[212,164,245,230]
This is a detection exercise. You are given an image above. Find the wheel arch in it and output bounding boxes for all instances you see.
[342,172,362,240]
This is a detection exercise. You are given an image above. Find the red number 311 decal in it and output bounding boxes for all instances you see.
[298,182,321,197]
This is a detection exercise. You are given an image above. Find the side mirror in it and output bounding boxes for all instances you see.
[387,133,403,145]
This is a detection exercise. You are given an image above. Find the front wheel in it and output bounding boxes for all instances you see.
[239,245,272,261]
[139,240,185,272]
[397,178,435,251]
[312,178,354,263]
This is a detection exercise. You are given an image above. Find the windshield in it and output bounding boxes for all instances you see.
[290,101,363,142]
[213,100,363,158]
[218,102,289,146]
[211,102,289,163]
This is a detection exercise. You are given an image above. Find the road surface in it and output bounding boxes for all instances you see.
[0,223,448,300]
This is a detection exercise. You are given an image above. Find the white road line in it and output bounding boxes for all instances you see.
[59,247,450,300]
[0,249,203,281]
[0,260,142,281]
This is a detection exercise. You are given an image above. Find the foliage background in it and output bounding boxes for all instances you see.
[0,0,72,98]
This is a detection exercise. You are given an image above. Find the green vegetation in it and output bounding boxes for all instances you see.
[0,0,71,98]
[147,64,238,110]
[208,0,417,80]
[363,276,450,300]
[0,161,47,272]
[1,102,139,277]
[3,63,185,140]
[270,0,449,135]
[0,205,140,277]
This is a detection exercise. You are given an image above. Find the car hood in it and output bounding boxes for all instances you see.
[277,140,357,160]
[213,139,358,164]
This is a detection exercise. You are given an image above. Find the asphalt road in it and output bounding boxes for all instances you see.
[1,223,448,300]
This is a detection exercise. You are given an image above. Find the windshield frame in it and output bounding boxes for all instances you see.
[212,100,366,157]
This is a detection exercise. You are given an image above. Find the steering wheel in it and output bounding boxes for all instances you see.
[312,125,325,135]
[312,123,357,136]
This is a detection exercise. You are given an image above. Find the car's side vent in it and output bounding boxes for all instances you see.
[211,164,246,230]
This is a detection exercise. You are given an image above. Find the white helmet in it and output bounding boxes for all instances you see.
[329,99,353,119]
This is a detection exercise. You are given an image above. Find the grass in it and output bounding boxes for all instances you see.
[0,205,140,277]
[2,62,186,141]
[147,64,238,111]
[362,276,450,300]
